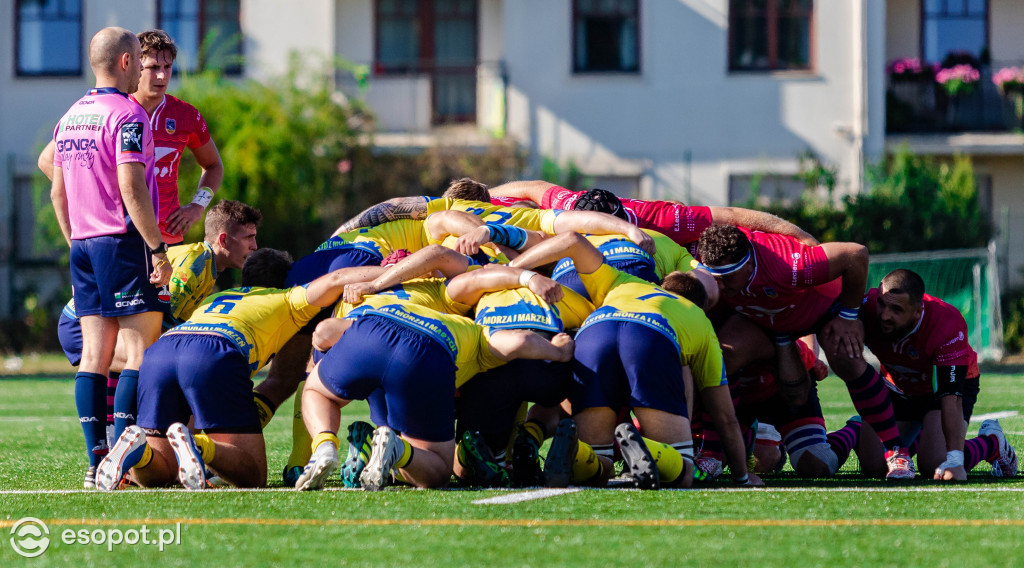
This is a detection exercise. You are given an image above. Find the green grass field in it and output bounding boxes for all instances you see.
[2,370,1022,567]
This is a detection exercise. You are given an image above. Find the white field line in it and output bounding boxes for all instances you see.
[3,485,1024,496]
[970,411,1019,422]
[472,488,580,504]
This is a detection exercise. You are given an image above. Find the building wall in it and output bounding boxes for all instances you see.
[979,155,1024,287]
[502,0,884,206]
[991,0,1024,63]
[885,0,920,61]
[243,0,336,81]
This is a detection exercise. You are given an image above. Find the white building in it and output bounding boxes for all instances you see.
[2,0,1023,319]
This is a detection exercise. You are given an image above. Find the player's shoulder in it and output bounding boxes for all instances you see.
[163,94,199,113]
[922,293,968,327]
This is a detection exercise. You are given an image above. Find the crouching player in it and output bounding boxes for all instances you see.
[295,285,575,491]
[96,249,384,490]
[853,269,1017,479]
[509,232,761,489]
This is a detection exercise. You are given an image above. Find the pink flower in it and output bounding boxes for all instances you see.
[936,64,980,85]
[993,66,1024,88]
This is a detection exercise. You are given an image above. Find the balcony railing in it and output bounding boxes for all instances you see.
[886,62,1024,134]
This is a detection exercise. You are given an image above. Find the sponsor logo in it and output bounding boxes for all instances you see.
[157,286,171,303]
[56,139,100,152]
[940,332,965,349]
[79,416,99,423]
[113,411,134,420]
[165,118,176,134]
[62,114,105,130]
[114,289,145,308]
[9,517,50,558]
[120,122,144,153]
[791,252,802,285]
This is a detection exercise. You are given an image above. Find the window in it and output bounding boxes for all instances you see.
[922,0,987,64]
[573,0,639,73]
[729,0,813,72]
[158,0,243,74]
[375,0,478,123]
[728,174,806,208]
[16,0,82,76]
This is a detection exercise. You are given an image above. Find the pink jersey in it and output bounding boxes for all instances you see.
[131,94,212,243]
[53,88,157,239]
[489,195,531,207]
[861,288,980,396]
[541,186,712,248]
[720,229,840,333]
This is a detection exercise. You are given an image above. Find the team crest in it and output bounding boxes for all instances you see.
[763,286,778,298]
[908,346,919,359]
[165,118,176,134]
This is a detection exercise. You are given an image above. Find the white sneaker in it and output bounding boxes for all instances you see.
[96,426,147,491]
[979,419,1018,478]
[360,426,403,491]
[885,446,916,480]
[167,423,207,490]
[294,441,340,491]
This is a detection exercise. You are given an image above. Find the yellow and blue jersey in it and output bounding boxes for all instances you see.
[168,285,321,376]
[326,220,509,266]
[166,241,219,324]
[579,264,725,390]
[474,286,595,334]
[345,299,505,386]
[337,277,472,318]
[426,198,559,232]
[552,230,693,282]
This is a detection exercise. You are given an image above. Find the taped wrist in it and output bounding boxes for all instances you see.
[485,223,528,250]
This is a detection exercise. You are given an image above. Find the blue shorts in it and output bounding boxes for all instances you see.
[317,315,457,442]
[313,347,389,427]
[57,312,83,366]
[137,333,260,434]
[285,247,381,287]
[456,359,572,439]
[70,232,169,318]
[571,320,687,417]
[554,258,659,302]
[735,381,826,434]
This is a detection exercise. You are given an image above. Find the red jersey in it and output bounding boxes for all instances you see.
[861,288,980,396]
[720,229,840,333]
[540,186,713,249]
[731,340,819,405]
[131,94,211,243]
[489,195,529,207]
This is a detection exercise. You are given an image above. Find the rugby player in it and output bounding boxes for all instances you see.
[96,249,386,489]
[56,201,260,465]
[697,225,912,478]
[852,269,1017,479]
[49,27,171,488]
[508,232,762,489]
[40,29,224,244]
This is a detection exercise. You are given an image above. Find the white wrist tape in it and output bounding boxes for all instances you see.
[519,270,539,287]
[191,187,214,208]
[944,450,964,468]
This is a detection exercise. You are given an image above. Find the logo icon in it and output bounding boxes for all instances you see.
[10,517,50,558]
[165,118,176,134]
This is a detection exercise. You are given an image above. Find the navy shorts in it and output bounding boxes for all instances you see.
[57,312,83,366]
[70,232,169,318]
[456,359,572,439]
[571,320,687,417]
[137,333,261,434]
[285,247,381,287]
[554,258,659,302]
[735,381,826,435]
[891,377,981,424]
[317,315,457,442]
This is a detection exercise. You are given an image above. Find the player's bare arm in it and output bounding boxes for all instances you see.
[306,265,389,307]
[118,162,172,286]
[509,231,605,275]
[709,206,819,246]
[38,140,56,182]
[700,384,763,486]
[550,211,655,255]
[343,245,471,305]
[818,241,870,359]
[49,165,73,247]
[334,196,429,234]
[487,179,553,203]
[446,265,564,306]
[165,138,224,236]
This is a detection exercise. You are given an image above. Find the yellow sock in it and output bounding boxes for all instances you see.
[311,431,340,453]
[642,436,683,484]
[252,393,276,430]
[135,444,154,469]
[523,420,544,445]
[396,437,414,469]
[193,433,216,464]
[286,382,313,469]
[571,440,602,482]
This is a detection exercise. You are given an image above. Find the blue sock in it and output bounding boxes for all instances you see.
[114,369,140,440]
[74,372,107,467]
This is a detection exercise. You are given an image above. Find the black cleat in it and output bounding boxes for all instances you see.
[615,422,659,490]
[458,431,510,488]
[511,426,545,488]
[544,419,578,488]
